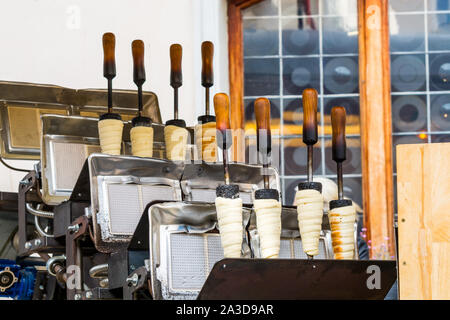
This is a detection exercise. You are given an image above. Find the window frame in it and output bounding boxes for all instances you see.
[227,0,395,258]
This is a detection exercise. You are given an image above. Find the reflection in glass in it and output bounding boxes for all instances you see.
[283,138,322,176]
[282,18,319,56]
[244,58,280,96]
[428,0,450,11]
[322,17,358,54]
[431,134,450,143]
[281,0,319,16]
[428,13,450,51]
[244,19,278,56]
[389,0,424,12]
[391,95,427,132]
[245,136,281,174]
[323,57,359,94]
[429,54,450,91]
[242,0,278,17]
[283,57,320,95]
[391,54,426,92]
[389,14,425,52]
[430,95,450,131]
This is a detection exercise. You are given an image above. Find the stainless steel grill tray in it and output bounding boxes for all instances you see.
[87,154,183,253]
[148,201,251,300]
[40,114,167,205]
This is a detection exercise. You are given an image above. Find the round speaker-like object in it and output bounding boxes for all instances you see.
[392,95,427,132]
[283,58,319,95]
[322,27,358,54]
[282,28,318,55]
[389,15,424,52]
[430,54,450,91]
[284,141,321,176]
[244,58,280,96]
[323,57,358,94]
[244,28,278,56]
[430,95,450,131]
[391,55,426,92]
[325,138,361,175]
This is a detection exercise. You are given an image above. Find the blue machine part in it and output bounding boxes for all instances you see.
[0,259,36,300]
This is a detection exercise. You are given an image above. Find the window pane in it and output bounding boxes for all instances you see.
[244,18,278,56]
[323,57,359,94]
[389,14,425,52]
[244,58,280,96]
[391,54,426,92]
[430,94,450,131]
[283,57,320,95]
[322,16,358,54]
[282,18,319,55]
[391,95,427,133]
[281,0,319,16]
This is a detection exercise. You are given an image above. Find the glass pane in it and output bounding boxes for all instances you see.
[242,0,278,17]
[281,0,319,16]
[389,14,425,52]
[283,178,302,206]
[244,19,278,57]
[431,134,450,142]
[283,57,320,95]
[391,54,426,92]
[389,0,424,13]
[244,58,280,96]
[428,13,450,51]
[283,137,322,176]
[282,18,319,55]
[323,57,359,94]
[428,0,450,11]
[391,95,427,133]
[322,16,358,54]
[322,1,357,17]
[324,137,362,175]
[429,53,450,91]
[430,94,450,131]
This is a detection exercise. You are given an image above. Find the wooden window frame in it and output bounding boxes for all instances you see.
[227,0,395,258]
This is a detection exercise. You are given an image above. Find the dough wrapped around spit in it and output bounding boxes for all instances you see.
[98,118,124,155]
[164,125,189,161]
[195,121,217,162]
[215,185,243,258]
[295,183,323,257]
[329,200,356,260]
[254,197,282,259]
[130,126,154,157]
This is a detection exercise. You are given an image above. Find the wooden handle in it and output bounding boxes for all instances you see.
[132,40,146,86]
[170,44,182,88]
[255,97,271,134]
[103,32,116,80]
[201,41,214,87]
[331,106,347,163]
[214,93,230,133]
[302,88,318,145]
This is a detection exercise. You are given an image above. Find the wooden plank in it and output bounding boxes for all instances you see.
[397,142,450,300]
[358,0,395,258]
[227,0,263,163]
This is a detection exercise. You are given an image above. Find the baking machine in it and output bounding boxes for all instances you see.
[0,78,396,300]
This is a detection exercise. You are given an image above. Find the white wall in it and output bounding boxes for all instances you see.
[0,0,229,192]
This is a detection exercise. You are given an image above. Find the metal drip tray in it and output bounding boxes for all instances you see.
[181,163,280,205]
[81,154,184,253]
[147,202,251,300]
[41,115,166,205]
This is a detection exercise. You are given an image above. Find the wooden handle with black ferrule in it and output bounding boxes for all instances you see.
[201,41,214,87]
[103,32,116,80]
[170,44,182,88]
[132,40,146,86]
[331,106,347,163]
[302,88,318,145]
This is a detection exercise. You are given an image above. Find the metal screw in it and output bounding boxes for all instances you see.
[222,264,227,269]
[74,294,81,300]
[19,180,29,186]
[126,273,139,287]
[25,242,32,249]
[34,239,42,246]
[68,224,80,233]
[85,291,93,299]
